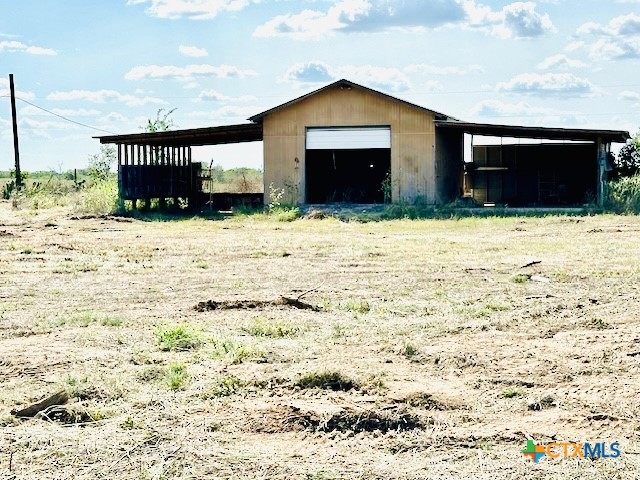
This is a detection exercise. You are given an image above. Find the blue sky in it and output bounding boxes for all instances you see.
[1,0,639,171]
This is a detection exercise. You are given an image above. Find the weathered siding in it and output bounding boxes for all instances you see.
[435,129,463,204]
[262,86,436,204]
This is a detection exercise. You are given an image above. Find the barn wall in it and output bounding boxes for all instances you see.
[435,128,463,204]
[262,87,436,204]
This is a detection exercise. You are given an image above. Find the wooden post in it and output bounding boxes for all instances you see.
[596,138,609,208]
[117,144,124,211]
[9,74,22,189]
[137,144,142,201]
[188,147,193,208]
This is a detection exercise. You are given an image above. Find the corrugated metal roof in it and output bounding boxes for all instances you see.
[248,79,456,123]
[435,120,630,143]
[95,123,262,146]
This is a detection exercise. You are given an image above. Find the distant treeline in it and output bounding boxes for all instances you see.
[208,165,263,193]
[0,169,101,181]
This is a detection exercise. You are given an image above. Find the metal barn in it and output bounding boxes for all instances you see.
[97,79,630,208]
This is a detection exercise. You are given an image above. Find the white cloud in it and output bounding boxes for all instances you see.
[19,106,101,117]
[283,61,335,83]
[537,54,586,70]
[283,61,411,92]
[127,0,250,20]
[47,89,166,106]
[337,0,467,32]
[178,45,208,57]
[564,40,585,52]
[496,72,593,97]
[473,99,547,116]
[99,112,130,123]
[587,37,640,60]
[0,40,56,55]
[254,8,344,40]
[124,64,257,80]
[471,99,587,125]
[197,89,256,102]
[577,13,640,36]
[0,78,35,100]
[255,0,466,40]
[424,80,444,92]
[188,105,258,124]
[619,91,640,101]
[576,13,640,60]
[18,117,79,140]
[255,0,555,40]
[405,63,484,75]
[340,65,411,92]
[465,1,556,39]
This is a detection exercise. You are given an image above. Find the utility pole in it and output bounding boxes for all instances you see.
[9,74,22,189]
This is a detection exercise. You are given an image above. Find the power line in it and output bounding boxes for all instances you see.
[0,94,116,134]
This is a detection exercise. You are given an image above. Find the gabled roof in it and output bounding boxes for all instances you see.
[248,79,455,123]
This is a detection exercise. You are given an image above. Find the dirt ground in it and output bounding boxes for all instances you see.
[1,201,640,479]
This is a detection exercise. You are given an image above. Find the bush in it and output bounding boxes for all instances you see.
[74,178,119,215]
[612,129,640,179]
[87,146,115,183]
[606,175,640,213]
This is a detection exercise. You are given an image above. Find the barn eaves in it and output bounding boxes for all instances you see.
[95,123,263,147]
[435,121,630,143]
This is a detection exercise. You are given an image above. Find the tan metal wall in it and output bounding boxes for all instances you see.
[262,86,436,204]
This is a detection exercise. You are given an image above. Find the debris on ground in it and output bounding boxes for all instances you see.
[194,296,320,312]
[11,390,70,418]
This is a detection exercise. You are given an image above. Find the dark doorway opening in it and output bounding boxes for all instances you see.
[306,149,390,203]
[469,143,597,206]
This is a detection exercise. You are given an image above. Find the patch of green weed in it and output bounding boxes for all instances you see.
[166,363,188,391]
[156,324,203,352]
[246,317,299,338]
[201,374,244,398]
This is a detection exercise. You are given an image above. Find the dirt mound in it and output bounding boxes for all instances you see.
[194,297,319,312]
[395,392,451,410]
[253,405,423,434]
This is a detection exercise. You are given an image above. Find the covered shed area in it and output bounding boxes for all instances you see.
[96,123,263,209]
[435,121,630,207]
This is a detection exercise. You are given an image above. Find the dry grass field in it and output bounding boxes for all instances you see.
[1,201,640,479]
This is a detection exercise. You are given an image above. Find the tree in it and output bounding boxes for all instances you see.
[143,108,177,133]
[87,145,116,182]
[613,129,640,178]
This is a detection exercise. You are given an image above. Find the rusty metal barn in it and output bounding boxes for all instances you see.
[97,79,630,209]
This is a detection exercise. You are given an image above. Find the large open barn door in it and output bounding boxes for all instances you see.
[305,127,391,203]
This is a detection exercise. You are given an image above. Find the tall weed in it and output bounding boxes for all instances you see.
[606,175,640,213]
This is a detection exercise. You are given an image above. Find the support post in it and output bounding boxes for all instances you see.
[9,74,22,189]
[596,138,608,208]
[117,144,124,211]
